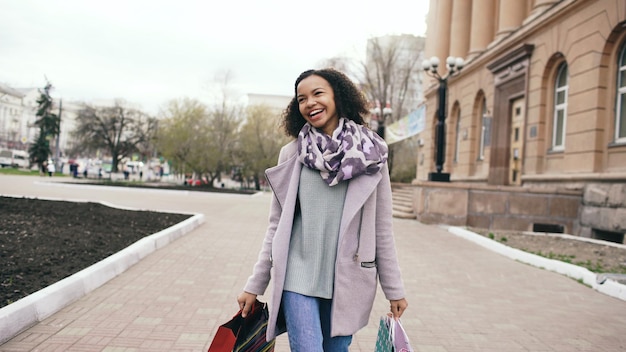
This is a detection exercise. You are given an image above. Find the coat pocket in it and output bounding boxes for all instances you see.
[360,260,377,268]
[332,261,378,335]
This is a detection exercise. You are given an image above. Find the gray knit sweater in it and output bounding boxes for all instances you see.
[283,167,348,299]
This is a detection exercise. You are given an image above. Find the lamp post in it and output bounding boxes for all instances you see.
[369,102,381,135]
[378,102,392,140]
[370,101,392,140]
[422,56,464,182]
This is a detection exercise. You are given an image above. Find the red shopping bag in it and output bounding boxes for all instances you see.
[208,299,275,352]
[208,323,236,352]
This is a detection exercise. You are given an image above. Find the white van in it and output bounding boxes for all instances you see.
[0,149,29,168]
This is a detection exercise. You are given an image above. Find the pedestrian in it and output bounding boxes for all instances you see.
[46,161,55,177]
[237,68,408,351]
[71,162,78,178]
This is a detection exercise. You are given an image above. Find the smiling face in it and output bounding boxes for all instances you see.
[296,74,339,136]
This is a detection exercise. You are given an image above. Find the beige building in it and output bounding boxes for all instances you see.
[246,93,291,113]
[0,82,81,162]
[0,83,31,150]
[414,0,626,242]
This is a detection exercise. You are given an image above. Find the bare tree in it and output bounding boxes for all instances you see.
[204,101,242,187]
[204,70,243,186]
[359,35,424,176]
[235,104,289,190]
[360,35,424,125]
[71,101,157,172]
[156,71,243,189]
[317,56,355,75]
[155,98,207,180]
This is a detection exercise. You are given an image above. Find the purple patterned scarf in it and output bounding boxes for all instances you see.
[297,117,389,186]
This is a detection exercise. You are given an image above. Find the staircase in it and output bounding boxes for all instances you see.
[391,184,416,219]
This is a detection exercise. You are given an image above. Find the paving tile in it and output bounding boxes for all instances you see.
[101,348,137,352]
[32,344,74,352]
[1,177,626,351]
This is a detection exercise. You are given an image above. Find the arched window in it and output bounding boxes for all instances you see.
[454,108,461,163]
[552,63,568,150]
[478,98,490,160]
[616,43,626,142]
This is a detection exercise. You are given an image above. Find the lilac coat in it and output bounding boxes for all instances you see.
[243,141,406,339]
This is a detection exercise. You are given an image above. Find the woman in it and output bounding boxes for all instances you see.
[237,68,407,351]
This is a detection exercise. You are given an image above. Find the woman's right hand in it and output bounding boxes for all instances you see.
[237,291,258,318]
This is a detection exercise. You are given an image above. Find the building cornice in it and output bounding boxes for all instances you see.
[451,0,581,80]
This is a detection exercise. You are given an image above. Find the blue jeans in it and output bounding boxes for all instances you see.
[282,291,352,352]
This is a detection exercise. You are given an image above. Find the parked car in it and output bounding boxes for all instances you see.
[185,177,209,186]
[0,149,29,168]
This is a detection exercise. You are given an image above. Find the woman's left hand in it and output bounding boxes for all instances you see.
[389,298,408,319]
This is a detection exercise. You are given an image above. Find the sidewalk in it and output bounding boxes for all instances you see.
[1,176,626,351]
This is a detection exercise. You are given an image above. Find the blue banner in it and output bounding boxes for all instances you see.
[385,104,426,144]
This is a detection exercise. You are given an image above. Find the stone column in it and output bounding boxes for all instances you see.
[495,0,528,41]
[424,0,438,58]
[433,0,453,63]
[468,0,496,59]
[449,0,472,59]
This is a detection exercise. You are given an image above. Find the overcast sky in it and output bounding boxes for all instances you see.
[0,0,428,115]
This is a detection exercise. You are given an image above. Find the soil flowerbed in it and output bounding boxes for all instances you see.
[467,228,626,277]
[0,196,191,308]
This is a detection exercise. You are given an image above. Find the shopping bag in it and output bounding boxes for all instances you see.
[392,318,414,352]
[374,315,414,352]
[208,299,275,352]
[207,322,236,352]
[374,316,393,352]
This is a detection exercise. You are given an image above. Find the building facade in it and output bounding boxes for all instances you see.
[246,93,291,113]
[0,83,80,158]
[416,0,626,241]
[0,83,30,151]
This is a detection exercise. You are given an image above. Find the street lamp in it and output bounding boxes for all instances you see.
[369,101,392,140]
[369,103,381,133]
[379,102,392,139]
[422,56,464,182]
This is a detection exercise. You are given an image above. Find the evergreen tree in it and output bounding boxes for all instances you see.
[28,82,60,173]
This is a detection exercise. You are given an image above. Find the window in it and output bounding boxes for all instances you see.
[478,98,490,160]
[552,63,568,150]
[616,43,626,142]
[454,109,461,163]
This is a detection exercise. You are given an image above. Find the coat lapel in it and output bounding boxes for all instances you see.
[265,153,301,209]
[339,171,382,238]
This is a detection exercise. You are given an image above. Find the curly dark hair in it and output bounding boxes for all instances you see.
[281,68,370,137]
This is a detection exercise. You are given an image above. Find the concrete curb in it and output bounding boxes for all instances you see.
[0,197,205,345]
[33,180,191,197]
[448,226,626,302]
